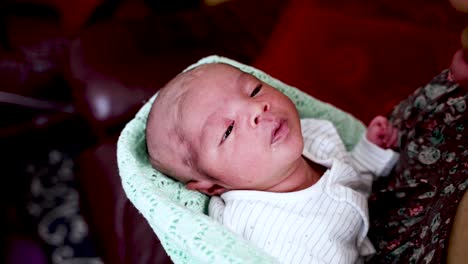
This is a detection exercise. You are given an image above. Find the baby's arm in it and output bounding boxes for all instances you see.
[347,118,399,197]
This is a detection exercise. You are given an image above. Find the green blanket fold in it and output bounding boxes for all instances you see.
[117,55,365,264]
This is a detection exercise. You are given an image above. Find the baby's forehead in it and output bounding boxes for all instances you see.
[161,63,248,121]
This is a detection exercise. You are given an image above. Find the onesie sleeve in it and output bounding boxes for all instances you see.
[351,134,400,177]
[208,196,226,223]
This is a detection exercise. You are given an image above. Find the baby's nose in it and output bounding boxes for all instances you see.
[252,102,270,125]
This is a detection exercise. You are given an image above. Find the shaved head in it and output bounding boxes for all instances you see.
[146,64,212,182]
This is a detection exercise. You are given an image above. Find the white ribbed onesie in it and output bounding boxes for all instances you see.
[209,118,399,264]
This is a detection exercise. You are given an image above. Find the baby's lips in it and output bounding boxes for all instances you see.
[270,120,281,144]
[271,119,288,145]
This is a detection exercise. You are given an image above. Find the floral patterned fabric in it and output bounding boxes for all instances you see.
[367,69,468,263]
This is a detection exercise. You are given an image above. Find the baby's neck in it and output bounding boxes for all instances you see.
[294,156,325,191]
[270,156,325,193]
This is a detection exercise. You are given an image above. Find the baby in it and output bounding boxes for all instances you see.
[146,63,399,263]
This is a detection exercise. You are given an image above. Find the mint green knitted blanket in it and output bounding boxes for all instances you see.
[117,55,365,264]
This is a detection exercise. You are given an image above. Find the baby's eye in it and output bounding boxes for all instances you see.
[250,84,262,97]
[222,122,234,142]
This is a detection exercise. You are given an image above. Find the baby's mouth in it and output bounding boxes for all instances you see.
[271,120,289,145]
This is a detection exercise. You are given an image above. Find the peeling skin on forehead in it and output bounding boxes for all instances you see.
[146,64,216,182]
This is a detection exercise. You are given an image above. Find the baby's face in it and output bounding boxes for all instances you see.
[177,64,304,192]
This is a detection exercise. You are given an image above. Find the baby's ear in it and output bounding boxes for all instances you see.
[186,180,227,196]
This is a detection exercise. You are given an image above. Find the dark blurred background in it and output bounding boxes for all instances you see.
[1,0,467,263]
[0,1,207,263]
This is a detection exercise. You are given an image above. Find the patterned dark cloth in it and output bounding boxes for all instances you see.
[367,69,468,263]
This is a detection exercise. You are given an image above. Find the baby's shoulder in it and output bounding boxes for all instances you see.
[301,118,342,143]
[300,118,334,128]
[301,118,349,162]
